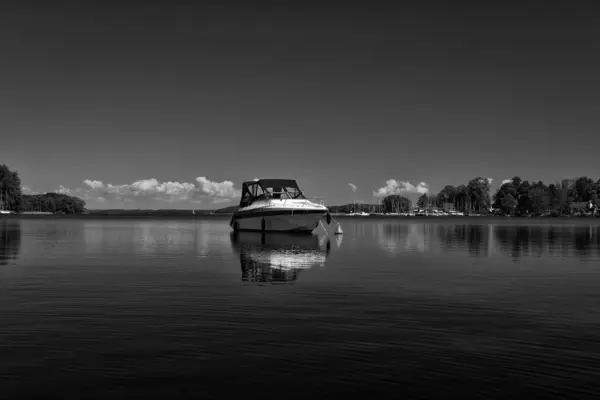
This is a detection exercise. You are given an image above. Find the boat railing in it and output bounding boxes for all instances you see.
[265,196,326,207]
[304,197,326,206]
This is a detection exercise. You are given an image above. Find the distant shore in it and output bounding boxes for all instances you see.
[2,213,599,224]
[1,213,230,219]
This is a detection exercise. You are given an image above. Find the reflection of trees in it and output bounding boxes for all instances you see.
[494,226,533,258]
[434,224,487,257]
[380,223,428,253]
[379,224,409,253]
[493,224,600,259]
[464,225,485,257]
[381,222,600,260]
[573,225,599,255]
[405,224,427,252]
[0,220,21,265]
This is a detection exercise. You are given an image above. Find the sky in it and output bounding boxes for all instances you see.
[2,1,599,209]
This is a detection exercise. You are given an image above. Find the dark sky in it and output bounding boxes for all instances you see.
[2,1,599,208]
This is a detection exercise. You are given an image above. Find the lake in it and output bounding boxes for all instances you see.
[1,217,600,398]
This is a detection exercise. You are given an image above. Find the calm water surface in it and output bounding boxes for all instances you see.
[1,217,600,398]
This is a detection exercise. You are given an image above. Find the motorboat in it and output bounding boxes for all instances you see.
[230,179,332,233]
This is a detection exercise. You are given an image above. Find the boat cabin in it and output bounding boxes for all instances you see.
[239,179,306,207]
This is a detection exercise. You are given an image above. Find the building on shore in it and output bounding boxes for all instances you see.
[569,202,589,215]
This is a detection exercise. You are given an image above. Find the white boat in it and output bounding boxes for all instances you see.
[347,211,369,216]
[230,179,331,233]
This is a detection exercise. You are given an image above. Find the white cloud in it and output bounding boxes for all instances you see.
[54,176,242,207]
[130,178,159,192]
[501,179,512,185]
[373,179,429,198]
[54,175,242,206]
[21,186,36,195]
[155,181,197,199]
[105,183,129,195]
[57,185,71,194]
[100,178,198,200]
[348,183,357,192]
[196,176,240,200]
[487,178,493,185]
[83,179,105,189]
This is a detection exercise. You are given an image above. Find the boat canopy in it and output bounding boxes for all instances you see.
[239,179,306,207]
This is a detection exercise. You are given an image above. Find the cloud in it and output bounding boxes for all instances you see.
[57,185,71,194]
[21,186,36,195]
[53,176,243,207]
[56,175,243,206]
[373,179,429,198]
[101,179,198,200]
[348,183,357,192]
[501,179,512,185]
[83,179,105,189]
[487,178,493,185]
[196,177,241,201]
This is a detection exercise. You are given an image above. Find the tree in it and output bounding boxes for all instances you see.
[512,176,522,188]
[570,177,597,203]
[529,181,550,214]
[0,164,24,212]
[455,185,469,212]
[22,193,86,214]
[428,194,439,209]
[381,195,411,213]
[467,177,491,213]
[515,180,532,214]
[417,194,428,209]
[501,194,518,214]
[437,185,458,205]
[493,180,519,215]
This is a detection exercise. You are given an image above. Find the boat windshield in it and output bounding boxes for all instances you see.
[239,179,306,207]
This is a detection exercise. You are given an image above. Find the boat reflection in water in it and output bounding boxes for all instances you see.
[230,232,331,283]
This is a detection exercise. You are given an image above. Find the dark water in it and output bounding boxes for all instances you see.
[1,217,600,398]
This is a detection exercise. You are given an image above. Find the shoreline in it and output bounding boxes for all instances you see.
[2,214,599,224]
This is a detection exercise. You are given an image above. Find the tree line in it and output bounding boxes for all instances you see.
[331,176,599,216]
[417,176,600,215]
[416,176,598,216]
[0,164,86,214]
[329,177,494,214]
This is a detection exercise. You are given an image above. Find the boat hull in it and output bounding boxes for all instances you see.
[231,209,326,233]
